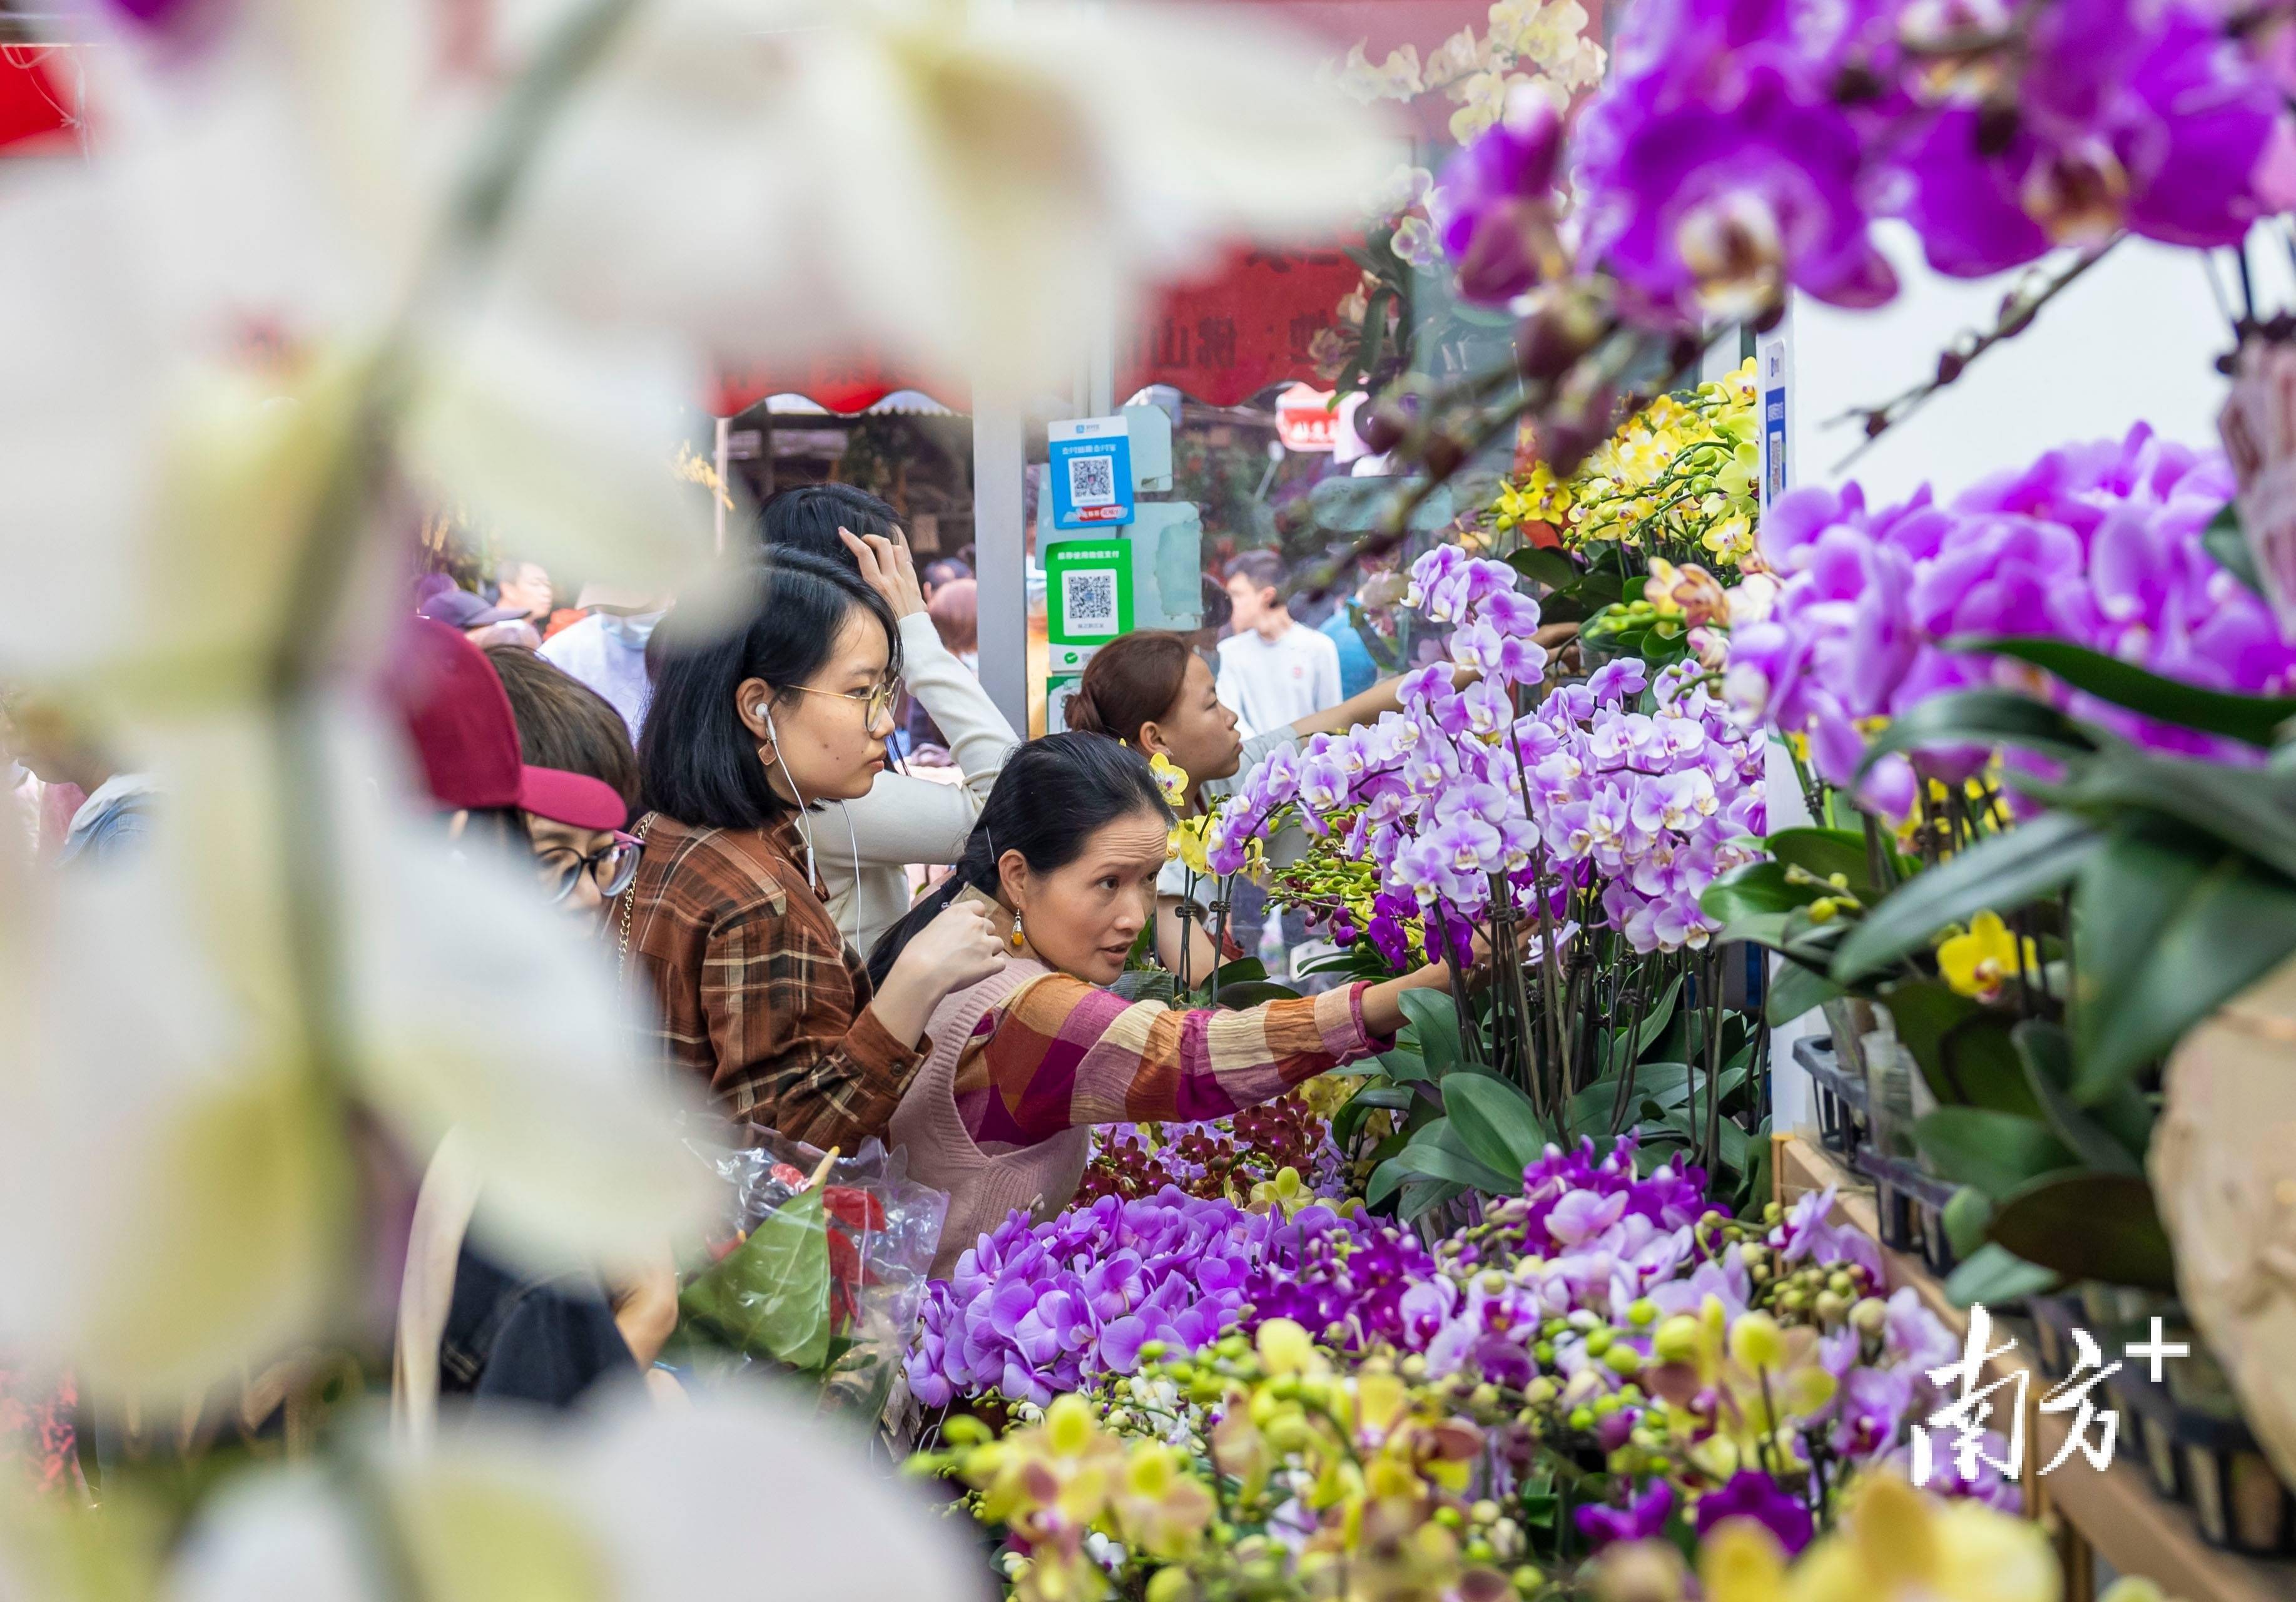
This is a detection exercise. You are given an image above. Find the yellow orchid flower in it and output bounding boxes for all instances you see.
[1936,911,2040,1002]
[1780,1474,2057,1602]
[1147,752,1190,808]
[1700,1519,1788,1602]
[1167,814,1213,874]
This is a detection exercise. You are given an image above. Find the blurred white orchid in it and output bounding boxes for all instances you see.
[0,1387,975,1601]
[0,703,722,1399]
[495,0,1401,390]
[0,1,716,700]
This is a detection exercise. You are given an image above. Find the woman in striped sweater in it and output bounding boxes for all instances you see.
[867,733,1459,1276]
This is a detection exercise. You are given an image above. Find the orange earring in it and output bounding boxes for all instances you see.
[1009,912,1027,952]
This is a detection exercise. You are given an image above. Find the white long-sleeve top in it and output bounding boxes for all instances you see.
[816,611,1020,958]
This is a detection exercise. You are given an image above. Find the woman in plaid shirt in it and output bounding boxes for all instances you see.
[619,551,1010,1150]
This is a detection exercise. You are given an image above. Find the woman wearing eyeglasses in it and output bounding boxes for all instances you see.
[619,549,1010,1151]
[485,643,646,914]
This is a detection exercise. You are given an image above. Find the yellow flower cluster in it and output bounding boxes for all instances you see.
[1495,358,1763,573]
[943,1394,1215,1602]
[1698,1472,2058,1602]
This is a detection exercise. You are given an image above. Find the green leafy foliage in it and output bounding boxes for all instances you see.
[1911,1107,2075,1200]
[1984,1173,2177,1293]
[1440,1072,1552,1182]
[1856,687,2100,770]
[1874,980,2043,1117]
[1958,635,2296,747]
[1831,812,2101,982]
[2069,819,2296,1100]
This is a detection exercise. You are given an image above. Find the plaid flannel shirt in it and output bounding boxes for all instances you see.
[622,813,922,1150]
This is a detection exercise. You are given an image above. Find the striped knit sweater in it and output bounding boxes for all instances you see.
[890,957,1384,1276]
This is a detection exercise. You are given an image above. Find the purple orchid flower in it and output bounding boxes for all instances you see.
[1575,1479,1674,1549]
[1694,1471,1814,1555]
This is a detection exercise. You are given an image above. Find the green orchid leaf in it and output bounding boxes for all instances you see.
[1507,546,1585,591]
[2039,753,2296,882]
[678,1187,832,1371]
[1762,825,1912,895]
[1399,988,1465,1080]
[1831,813,2101,982]
[2070,820,2296,1100]
[1986,1172,2178,1293]
[1912,1107,2076,1201]
[1767,959,1844,1028]
[1636,976,1687,1056]
[2204,502,2265,597]
[1943,1243,2061,1308]
[1441,1072,1551,1181]
[1701,862,1824,926]
[1877,979,2045,1118]
[1333,1084,1416,1149]
[1374,1047,1430,1084]
[2011,1020,2141,1173]
[1216,979,1303,1011]
[1856,687,2101,773]
[1398,1179,1468,1223]
[1372,1121,1518,1201]
[1956,635,2296,747]
[1942,1186,1994,1258]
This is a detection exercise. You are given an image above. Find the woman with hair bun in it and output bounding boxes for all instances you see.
[1062,629,1426,974]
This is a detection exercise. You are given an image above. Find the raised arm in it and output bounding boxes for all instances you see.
[1286,621,1578,738]
[698,904,925,1150]
[952,964,1452,1145]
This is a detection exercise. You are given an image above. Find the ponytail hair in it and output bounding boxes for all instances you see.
[867,732,1173,987]
[1062,630,1195,748]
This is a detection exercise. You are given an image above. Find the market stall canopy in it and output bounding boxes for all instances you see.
[713,245,1362,418]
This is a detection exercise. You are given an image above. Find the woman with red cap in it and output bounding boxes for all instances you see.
[388,620,674,1432]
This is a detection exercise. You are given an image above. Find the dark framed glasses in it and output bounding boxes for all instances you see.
[536,830,641,904]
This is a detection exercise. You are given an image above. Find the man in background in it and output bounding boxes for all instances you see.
[1215,549,1341,738]
[492,559,555,627]
[920,557,970,606]
[539,585,666,743]
[1316,554,1388,701]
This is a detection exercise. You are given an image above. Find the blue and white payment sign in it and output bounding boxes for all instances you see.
[1049,415,1135,530]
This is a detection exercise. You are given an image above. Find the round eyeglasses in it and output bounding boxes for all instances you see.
[536,830,642,904]
[783,675,903,725]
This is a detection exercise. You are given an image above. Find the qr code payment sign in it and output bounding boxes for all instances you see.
[1062,569,1119,636]
[1067,451,1117,508]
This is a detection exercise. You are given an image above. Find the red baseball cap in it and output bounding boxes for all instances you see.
[389,618,629,832]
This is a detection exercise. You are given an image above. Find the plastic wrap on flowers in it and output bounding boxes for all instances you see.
[677,1134,945,1418]
[907,1188,1372,1409]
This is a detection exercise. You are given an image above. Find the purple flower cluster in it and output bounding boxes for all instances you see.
[1725,425,2288,812]
[1220,549,1764,956]
[907,1189,1357,1407]
[1235,1214,1435,1353]
[1443,0,2296,321]
[1521,1135,1709,1249]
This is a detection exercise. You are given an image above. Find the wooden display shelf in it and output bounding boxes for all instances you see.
[1773,1133,2296,1602]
